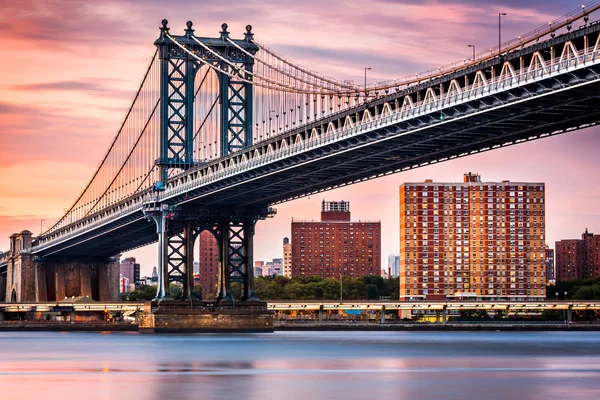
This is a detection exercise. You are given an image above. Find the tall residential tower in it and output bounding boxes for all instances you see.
[399,173,546,301]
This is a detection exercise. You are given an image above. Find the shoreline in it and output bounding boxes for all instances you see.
[1,321,600,332]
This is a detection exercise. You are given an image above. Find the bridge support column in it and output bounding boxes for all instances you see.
[567,308,573,323]
[380,306,386,324]
[214,216,260,304]
[442,307,447,324]
[242,219,258,302]
[164,220,200,302]
[217,217,234,304]
[144,204,171,300]
[183,221,196,301]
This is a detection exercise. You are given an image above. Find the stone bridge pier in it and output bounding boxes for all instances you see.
[3,230,120,302]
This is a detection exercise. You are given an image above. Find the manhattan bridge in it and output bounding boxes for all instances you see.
[2,2,600,304]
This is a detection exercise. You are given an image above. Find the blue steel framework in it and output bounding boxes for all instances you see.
[3,3,600,303]
[146,21,263,301]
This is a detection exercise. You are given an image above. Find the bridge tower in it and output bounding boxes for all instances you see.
[147,21,266,303]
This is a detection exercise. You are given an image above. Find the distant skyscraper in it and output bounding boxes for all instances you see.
[151,267,158,282]
[283,237,292,278]
[120,257,136,284]
[120,275,130,293]
[388,253,400,278]
[545,246,555,281]
[400,174,546,301]
[133,262,140,283]
[291,200,381,278]
[555,229,600,281]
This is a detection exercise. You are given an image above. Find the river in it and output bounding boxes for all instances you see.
[0,331,599,400]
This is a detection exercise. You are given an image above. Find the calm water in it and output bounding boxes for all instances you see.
[1,331,599,400]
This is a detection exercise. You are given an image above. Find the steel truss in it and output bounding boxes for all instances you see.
[154,21,257,186]
[156,21,197,182]
[144,203,273,301]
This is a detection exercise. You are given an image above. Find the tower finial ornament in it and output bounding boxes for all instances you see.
[161,19,169,33]
[185,20,194,37]
[245,25,254,42]
[220,23,229,39]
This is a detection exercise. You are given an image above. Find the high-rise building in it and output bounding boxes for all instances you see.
[151,267,158,282]
[120,275,130,293]
[291,200,381,278]
[120,257,136,284]
[545,246,555,281]
[399,173,546,301]
[387,253,400,278]
[198,230,219,300]
[283,237,292,277]
[555,229,600,281]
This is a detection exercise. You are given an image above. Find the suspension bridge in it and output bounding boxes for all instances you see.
[2,3,600,305]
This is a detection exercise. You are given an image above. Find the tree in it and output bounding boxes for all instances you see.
[572,284,600,300]
[193,285,203,300]
[365,283,380,300]
[230,282,243,300]
[319,278,339,300]
[283,282,305,300]
[127,285,157,301]
[169,283,182,299]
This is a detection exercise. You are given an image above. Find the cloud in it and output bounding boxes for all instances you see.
[8,79,131,99]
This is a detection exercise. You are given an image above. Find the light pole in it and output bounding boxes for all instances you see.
[364,67,371,103]
[555,291,558,301]
[40,219,45,235]
[564,291,567,301]
[498,13,507,57]
[340,272,343,303]
[468,44,475,62]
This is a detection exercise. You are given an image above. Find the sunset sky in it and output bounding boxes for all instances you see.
[1,0,599,276]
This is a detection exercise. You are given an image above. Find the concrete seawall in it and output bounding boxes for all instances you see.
[2,321,599,332]
[274,321,600,331]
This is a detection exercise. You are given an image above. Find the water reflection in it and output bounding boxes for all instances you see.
[0,331,599,400]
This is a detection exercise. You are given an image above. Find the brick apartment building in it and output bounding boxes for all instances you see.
[399,173,546,301]
[555,229,600,281]
[197,230,219,299]
[291,200,381,278]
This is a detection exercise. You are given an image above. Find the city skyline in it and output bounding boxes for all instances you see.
[1,0,600,276]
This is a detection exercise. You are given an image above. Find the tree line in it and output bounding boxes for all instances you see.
[122,275,399,301]
[547,276,600,300]
[237,275,399,301]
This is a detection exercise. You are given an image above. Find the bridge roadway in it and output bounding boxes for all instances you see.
[23,20,600,259]
[1,300,599,313]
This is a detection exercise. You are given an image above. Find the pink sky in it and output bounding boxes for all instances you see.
[1,0,599,276]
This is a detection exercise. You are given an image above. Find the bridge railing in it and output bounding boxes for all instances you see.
[360,1,600,92]
[157,41,600,203]
[32,38,600,251]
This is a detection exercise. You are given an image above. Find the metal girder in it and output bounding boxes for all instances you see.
[220,72,253,155]
[156,21,198,183]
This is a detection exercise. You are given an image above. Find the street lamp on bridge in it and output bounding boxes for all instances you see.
[340,272,343,304]
[364,67,371,103]
[564,291,568,301]
[468,44,475,62]
[499,13,507,57]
